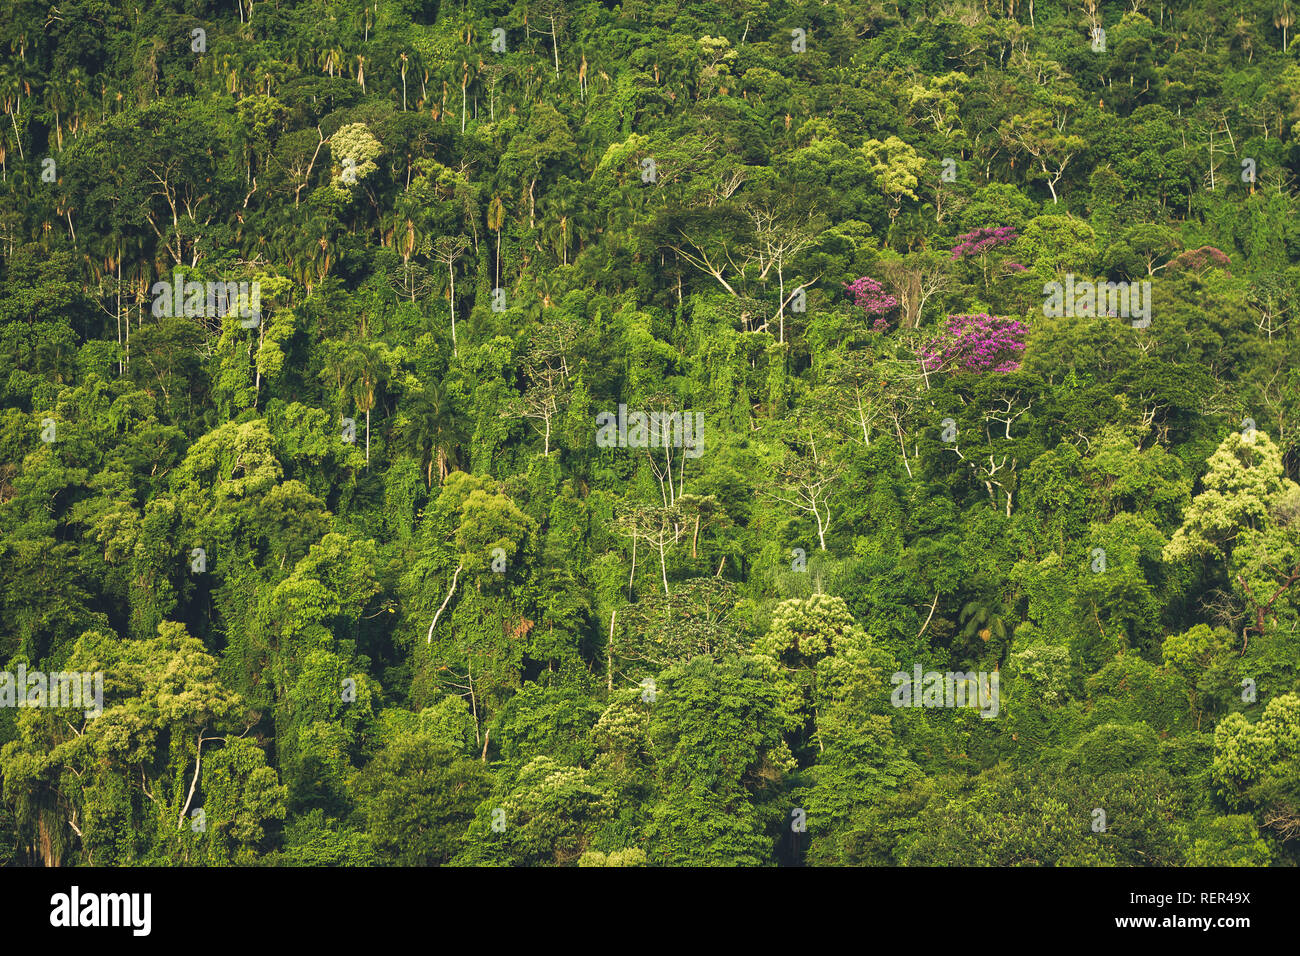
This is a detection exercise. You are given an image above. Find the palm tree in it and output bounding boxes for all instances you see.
[401,384,464,486]
[487,195,505,289]
[299,220,336,290]
[1277,1,1295,50]
[0,66,27,159]
[319,46,342,78]
[460,60,469,132]
[45,76,72,150]
[958,597,1011,651]
[540,187,583,267]
[337,341,388,466]
[537,273,560,310]
[65,67,88,142]
[54,193,75,245]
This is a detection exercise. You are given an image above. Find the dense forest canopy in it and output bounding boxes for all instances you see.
[0,0,1299,867]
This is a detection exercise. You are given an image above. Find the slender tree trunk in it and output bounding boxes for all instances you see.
[449,259,457,355]
[253,318,263,407]
[777,261,785,344]
[468,660,478,745]
[116,253,122,375]
[607,609,616,691]
[177,732,209,830]
[628,532,637,597]
[427,563,463,642]
[658,537,669,595]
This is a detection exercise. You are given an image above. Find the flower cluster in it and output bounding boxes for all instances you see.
[1167,245,1231,275]
[950,226,1018,260]
[920,313,1029,373]
[844,276,898,318]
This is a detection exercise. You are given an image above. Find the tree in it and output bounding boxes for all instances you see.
[615,577,741,678]
[1276,1,1295,51]
[400,384,464,486]
[1213,694,1300,842]
[1162,624,1232,728]
[330,122,382,192]
[454,756,608,866]
[487,195,506,289]
[763,441,845,552]
[1165,431,1300,653]
[746,198,823,343]
[499,102,575,229]
[0,622,284,865]
[1000,106,1085,204]
[643,655,794,866]
[501,327,575,458]
[430,236,470,355]
[356,726,490,865]
[333,339,395,466]
[531,0,569,78]
[861,136,925,225]
[753,595,893,753]
[877,251,951,328]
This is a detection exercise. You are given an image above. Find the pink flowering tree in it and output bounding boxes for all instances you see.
[950,226,1019,289]
[950,226,1018,259]
[920,313,1028,373]
[844,276,898,332]
[1166,245,1232,276]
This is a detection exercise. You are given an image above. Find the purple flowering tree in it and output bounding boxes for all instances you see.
[844,276,898,331]
[920,313,1028,374]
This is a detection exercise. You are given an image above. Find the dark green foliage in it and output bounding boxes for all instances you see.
[1,0,1298,868]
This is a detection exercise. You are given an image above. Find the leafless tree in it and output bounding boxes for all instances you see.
[763,444,845,551]
[430,235,470,354]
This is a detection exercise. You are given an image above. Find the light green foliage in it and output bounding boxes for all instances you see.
[1184,814,1272,866]
[456,756,608,866]
[861,136,925,209]
[1212,694,1300,841]
[754,594,892,740]
[1166,431,1299,563]
[0,623,282,865]
[329,123,382,189]
[577,847,647,866]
